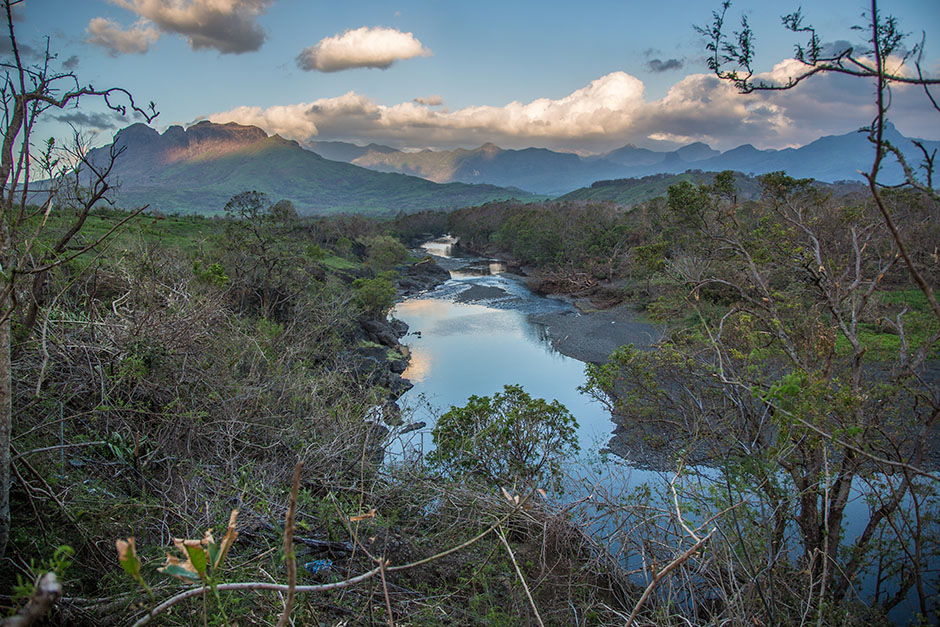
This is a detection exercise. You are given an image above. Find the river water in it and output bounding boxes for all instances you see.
[391,236,652,482]
[388,236,937,624]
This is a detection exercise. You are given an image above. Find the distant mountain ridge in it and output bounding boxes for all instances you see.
[557,171,868,206]
[89,121,937,215]
[306,124,938,196]
[88,121,538,215]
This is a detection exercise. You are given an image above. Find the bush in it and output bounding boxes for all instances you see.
[353,271,397,316]
[428,384,579,489]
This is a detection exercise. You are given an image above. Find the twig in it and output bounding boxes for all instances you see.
[130,569,384,627]
[12,441,105,460]
[624,529,715,627]
[379,558,395,627]
[496,525,545,627]
[275,461,302,627]
[2,572,61,627]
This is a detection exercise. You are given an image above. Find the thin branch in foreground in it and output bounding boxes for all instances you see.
[275,460,302,627]
[497,524,545,627]
[131,492,535,626]
[1,572,61,627]
[624,529,715,627]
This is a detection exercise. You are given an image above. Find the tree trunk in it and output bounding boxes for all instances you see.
[0,295,10,557]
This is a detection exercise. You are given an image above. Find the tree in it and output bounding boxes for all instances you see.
[0,0,157,556]
[697,0,940,325]
[222,191,301,320]
[580,3,940,619]
[428,384,579,489]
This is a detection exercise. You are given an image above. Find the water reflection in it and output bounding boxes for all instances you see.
[394,299,612,457]
[450,260,508,278]
[401,346,431,383]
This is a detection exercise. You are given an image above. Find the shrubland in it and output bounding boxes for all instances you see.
[2,205,635,626]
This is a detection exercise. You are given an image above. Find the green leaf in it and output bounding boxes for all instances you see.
[116,538,141,579]
[183,542,208,578]
[161,563,201,582]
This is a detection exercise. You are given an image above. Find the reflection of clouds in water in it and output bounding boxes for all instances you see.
[402,347,431,383]
[430,310,521,337]
[396,298,455,320]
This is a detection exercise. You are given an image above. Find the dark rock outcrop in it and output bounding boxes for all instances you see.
[397,257,450,297]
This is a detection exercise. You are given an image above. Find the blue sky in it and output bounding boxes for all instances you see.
[11,0,940,153]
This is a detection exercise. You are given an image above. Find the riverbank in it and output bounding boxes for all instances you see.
[532,304,663,365]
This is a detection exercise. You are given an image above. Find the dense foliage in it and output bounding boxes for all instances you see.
[428,384,579,489]
[1,207,633,625]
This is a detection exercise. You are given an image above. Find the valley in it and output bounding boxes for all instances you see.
[2,1,938,625]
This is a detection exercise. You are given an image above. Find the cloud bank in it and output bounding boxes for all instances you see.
[296,26,431,72]
[88,0,272,56]
[209,60,938,152]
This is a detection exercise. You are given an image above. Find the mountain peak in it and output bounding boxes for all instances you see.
[111,121,273,166]
[186,120,268,142]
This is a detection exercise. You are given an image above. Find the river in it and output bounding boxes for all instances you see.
[390,236,656,479]
[387,236,937,624]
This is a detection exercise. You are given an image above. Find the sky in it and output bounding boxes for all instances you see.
[8,0,940,154]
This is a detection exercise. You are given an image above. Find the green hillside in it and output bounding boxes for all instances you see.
[557,170,864,205]
[92,122,539,215]
[558,172,727,204]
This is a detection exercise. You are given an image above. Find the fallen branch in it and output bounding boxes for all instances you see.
[624,529,715,627]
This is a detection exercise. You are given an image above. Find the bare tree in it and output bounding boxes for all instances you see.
[697,0,940,323]
[0,0,157,555]
[579,3,939,621]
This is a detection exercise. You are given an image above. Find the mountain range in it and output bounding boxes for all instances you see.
[306,124,938,196]
[86,120,936,215]
[88,122,538,215]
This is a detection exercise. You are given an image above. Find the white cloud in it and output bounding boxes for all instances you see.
[208,64,939,152]
[86,17,160,56]
[296,26,431,72]
[109,0,271,54]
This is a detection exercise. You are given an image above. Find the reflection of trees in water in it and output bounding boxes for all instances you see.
[522,319,563,357]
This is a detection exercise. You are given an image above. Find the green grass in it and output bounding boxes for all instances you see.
[832,289,939,359]
[320,254,360,270]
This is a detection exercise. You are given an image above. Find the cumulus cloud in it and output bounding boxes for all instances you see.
[296,26,431,72]
[211,72,645,149]
[647,58,683,72]
[86,17,160,56]
[208,63,939,152]
[108,0,271,54]
[414,95,443,106]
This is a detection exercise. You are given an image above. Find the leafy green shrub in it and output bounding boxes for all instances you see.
[192,260,230,288]
[428,384,578,489]
[364,235,411,270]
[353,272,397,316]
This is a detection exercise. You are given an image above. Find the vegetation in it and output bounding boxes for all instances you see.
[0,203,636,625]
[1,0,937,625]
[428,384,579,490]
